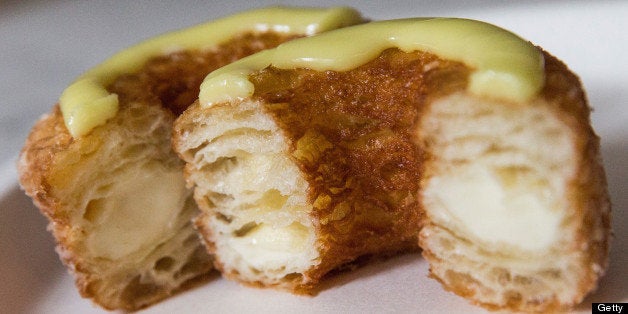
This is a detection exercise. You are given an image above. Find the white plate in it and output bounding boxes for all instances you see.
[2,1,626,313]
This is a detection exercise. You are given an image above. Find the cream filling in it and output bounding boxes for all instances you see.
[229,222,312,271]
[427,165,562,253]
[59,6,363,137]
[85,162,188,260]
[200,18,544,107]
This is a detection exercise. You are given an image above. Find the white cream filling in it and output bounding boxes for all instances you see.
[428,165,563,252]
[86,162,188,260]
[229,222,312,271]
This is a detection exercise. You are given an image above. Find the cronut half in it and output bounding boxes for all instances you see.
[173,48,610,312]
[18,31,297,311]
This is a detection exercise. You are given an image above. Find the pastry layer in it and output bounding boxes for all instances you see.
[18,6,364,309]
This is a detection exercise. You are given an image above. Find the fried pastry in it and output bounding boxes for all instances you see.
[173,18,610,311]
[17,7,363,310]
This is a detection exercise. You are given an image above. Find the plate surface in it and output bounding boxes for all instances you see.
[1,1,626,313]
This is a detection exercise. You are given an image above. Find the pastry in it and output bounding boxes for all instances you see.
[173,18,610,311]
[17,6,363,310]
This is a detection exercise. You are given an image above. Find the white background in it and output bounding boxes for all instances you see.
[1,1,626,313]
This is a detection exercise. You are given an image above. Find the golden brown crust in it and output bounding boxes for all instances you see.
[111,32,298,115]
[541,51,611,307]
[18,106,70,218]
[243,49,467,290]
[17,31,298,311]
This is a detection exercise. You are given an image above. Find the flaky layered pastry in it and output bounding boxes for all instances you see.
[173,18,610,311]
[17,7,363,311]
[174,56,423,292]
[417,51,610,311]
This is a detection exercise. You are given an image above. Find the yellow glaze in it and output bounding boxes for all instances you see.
[59,6,363,137]
[200,18,544,106]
